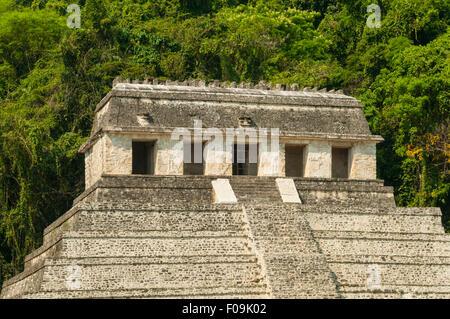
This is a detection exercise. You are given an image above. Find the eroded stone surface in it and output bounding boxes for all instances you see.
[212,179,237,203]
[2,81,448,299]
[276,178,302,203]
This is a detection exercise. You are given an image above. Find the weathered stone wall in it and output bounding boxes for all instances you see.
[1,176,449,299]
[243,204,339,298]
[293,178,396,207]
[85,134,378,185]
[258,139,284,176]
[154,135,183,175]
[9,82,449,299]
[90,83,371,137]
[84,137,103,189]
[103,133,133,175]
[304,141,332,178]
[81,81,383,185]
[0,201,271,299]
[204,138,232,176]
[349,143,377,179]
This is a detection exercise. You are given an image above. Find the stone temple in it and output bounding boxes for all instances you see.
[1,79,449,299]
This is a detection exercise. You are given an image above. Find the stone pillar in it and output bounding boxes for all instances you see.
[154,136,183,175]
[257,128,284,176]
[258,143,285,176]
[304,141,331,178]
[103,134,132,175]
[204,136,233,176]
[349,143,377,179]
[84,136,104,189]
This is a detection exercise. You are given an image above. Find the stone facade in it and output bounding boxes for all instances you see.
[1,79,448,299]
[80,79,382,186]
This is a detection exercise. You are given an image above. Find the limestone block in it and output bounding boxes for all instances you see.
[212,179,237,203]
[84,137,104,188]
[349,143,377,179]
[204,150,232,176]
[155,149,183,175]
[155,136,183,175]
[103,134,132,175]
[258,151,285,176]
[304,141,331,178]
[276,178,302,203]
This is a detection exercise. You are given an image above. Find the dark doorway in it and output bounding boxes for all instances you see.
[132,141,155,175]
[183,142,204,175]
[285,145,304,177]
[332,147,349,178]
[232,143,258,176]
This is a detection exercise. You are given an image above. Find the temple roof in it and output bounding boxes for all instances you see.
[80,78,383,153]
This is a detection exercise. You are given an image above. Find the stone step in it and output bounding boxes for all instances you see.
[244,204,442,216]
[47,255,260,265]
[61,236,252,259]
[232,192,279,196]
[262,255,339,299]
[243,204,340,298]
[316,236,450,257]
[3,254,268,299]
[292,178,385,187]
[236,198,281,203]
[325,254,450,265]
[43,209,247,245]
[24,286,270,299]
[313,230,450,241]
[94,187,213,204]
[292,179,396,206]
[330,262,450,287]
[297,192,396,207]
[230,184,276,187]
[28,233,255,266]
[41,202,244,246]
[244,209,311,237]
[298,205,442,215]
[295,183,392,192]
[339,285,450,299]
[245,204,445,235]
[0,269,43,299]
[231,188,279,192]
[229,179,281,203]
[305,211,444,234]
[252,238,319,254]
[39,258,266,292]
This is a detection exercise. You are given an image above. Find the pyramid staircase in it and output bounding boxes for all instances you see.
[228,177,282,203]
[1,202,271,299]
[1,175,449,299]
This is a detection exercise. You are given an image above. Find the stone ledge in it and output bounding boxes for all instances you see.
[51,230,250,239]
[313,230,450,242]
[300,206,443,216]
[94,81,361,114]
[339,284,450,297]
[1,259,45,289]
[44,255,258,265]
[23,286,270,299]
[325,254,450,265]
[80,128,383,153]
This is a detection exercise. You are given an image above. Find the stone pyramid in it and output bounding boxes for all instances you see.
[1,80,448,298]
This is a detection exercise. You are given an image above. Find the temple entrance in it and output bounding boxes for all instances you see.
[285,144,304,177]
[132,141,155,175]
[232,143,258,176]
[183,142,205,175]
[332,147,349,178]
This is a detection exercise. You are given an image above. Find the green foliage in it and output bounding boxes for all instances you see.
[200,3,331,83]
[0,0,449,287]
[0,3,64,79]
